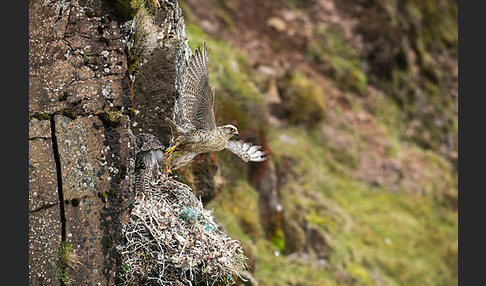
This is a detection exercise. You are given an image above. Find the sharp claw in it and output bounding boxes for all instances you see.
[164,146,176,156]
[164,166,172,176]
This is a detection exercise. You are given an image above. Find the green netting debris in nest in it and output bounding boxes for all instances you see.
[118,177,248,285]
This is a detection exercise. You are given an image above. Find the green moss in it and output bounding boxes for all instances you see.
[253,241,336,286]
[61,108,77,120]
[100,110,123,128]
[59,92,69,102]
[329,57,367,93]
[32,113,52,121]
[367,89,404,140]
[128,108,138,118]
[58,242,70,284]
[345,66,367,93]
[98,192,107,202]
[118,264,131,279]
[328,144,359,169]
[129,0,145,10]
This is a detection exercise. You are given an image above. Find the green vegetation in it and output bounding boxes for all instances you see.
[277,70,326,127]
[32,113,52,121]
[125,1,163,76]
[59,92,69,102]
[98,192,108,203]
[208,126,457,285]
[61,108,77,120]
[99,110,123,128]
[181,2,457,285]
[307,25,367,93]
[373,0,458,154]
[128,108,138,119]
[209,180,264,241]
[118,264,131,280]
[58,241,81,285]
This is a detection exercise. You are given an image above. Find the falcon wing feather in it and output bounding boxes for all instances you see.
[226,140,270,162]
[178,42,217,131]
[243,142,251,152]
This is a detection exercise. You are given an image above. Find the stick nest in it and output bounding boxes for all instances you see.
[118,177,247,285]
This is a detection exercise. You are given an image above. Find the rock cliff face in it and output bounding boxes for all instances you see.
[29,0,187,284]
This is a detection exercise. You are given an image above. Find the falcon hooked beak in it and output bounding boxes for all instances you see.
[233,130,239,138]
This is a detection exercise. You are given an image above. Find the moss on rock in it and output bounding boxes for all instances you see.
[61,108,77,120]
[99,110,123,128]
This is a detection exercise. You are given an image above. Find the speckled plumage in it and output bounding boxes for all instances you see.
[134,133,165,192]
[165,43,269,170]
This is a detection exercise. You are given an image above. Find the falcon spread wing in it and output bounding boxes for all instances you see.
[177,42,216,131]
[226,140,270,162]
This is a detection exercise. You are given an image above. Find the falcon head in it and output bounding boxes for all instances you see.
[219,124,239,139]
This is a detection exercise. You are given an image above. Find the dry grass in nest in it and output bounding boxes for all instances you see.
[118,177,248,285]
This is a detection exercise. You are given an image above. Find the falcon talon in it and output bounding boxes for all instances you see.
[164,145,176,156]
[164,166,172,176]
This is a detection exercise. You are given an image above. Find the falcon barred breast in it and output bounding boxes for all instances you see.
[164,43,269,171]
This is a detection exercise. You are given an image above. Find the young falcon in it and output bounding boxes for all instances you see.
[134,133,165,192]
[164,43,269,171]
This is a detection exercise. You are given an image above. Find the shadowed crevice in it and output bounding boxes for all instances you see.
[51,116,67,241]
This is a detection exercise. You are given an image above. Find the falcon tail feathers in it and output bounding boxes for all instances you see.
[226,140,270,163]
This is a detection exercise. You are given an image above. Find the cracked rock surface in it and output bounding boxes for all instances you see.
[29,0,135,284]
[29,0,190,284]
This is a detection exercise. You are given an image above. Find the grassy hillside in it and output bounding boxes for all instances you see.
[179,1,458,285]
